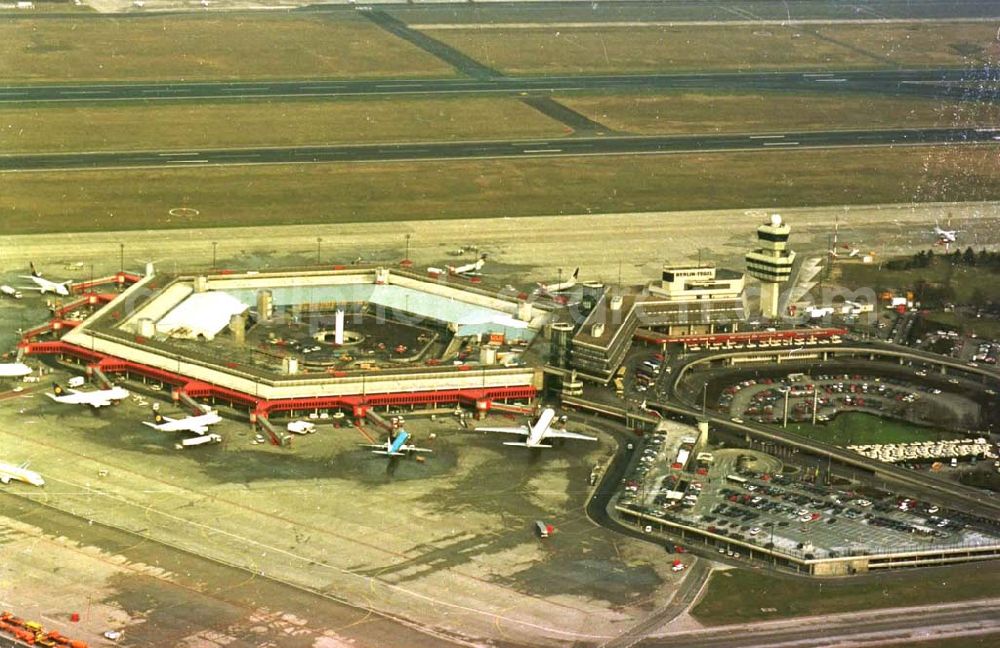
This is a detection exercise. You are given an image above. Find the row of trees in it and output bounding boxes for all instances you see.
[888,247,1000,271]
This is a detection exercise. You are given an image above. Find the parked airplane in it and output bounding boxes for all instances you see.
[933,224,959,246]
[0,461,44,487]
[476,407,597,448]
[20,263,72,296]
[0,362,33,378]
[448,254,487,277]
[828,244,861,259]
[143,407,222,435]
[360,429,433,456]
[48,382,129,408]
[537,268,580,294]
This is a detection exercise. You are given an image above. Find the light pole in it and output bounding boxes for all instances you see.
[404,233,411,263]
[119,242,124,273]
[212,241,218,269]
[316,237,322,264]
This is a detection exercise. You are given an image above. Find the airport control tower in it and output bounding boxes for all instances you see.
[745,213,795,319]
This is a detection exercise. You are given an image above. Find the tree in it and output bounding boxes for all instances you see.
[963,247,976,266]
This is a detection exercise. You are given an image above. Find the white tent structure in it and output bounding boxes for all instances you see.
[156,292,248,340]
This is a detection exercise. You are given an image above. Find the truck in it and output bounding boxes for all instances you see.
[0,285,22,300]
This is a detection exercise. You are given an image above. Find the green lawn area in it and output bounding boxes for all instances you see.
[0,97,566,153]
[558,91,1000,135]
[787,412,957,446]
[923,311,1000,341]
[0,14,452,82]
[423,22,998,75]
[2,145,998,234]
[691,561,1000,625]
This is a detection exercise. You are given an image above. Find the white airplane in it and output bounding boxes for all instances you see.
[0,362,33,378]
[933,224,959,245]
[537,268,579,294]
[476,407,597,448]
[828,245,861,259]
[143,407,222,435]
[47,382,129,408]
[360,429,432,456]
[448,254,487,278]
[0,461,44,487]
[20,263,72,296]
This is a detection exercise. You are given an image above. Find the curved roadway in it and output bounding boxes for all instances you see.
[661,342,1000,516]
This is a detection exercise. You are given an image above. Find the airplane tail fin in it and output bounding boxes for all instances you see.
[571,268,580,279]
[30,262,40,278]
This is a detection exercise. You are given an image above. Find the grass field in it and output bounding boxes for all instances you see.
[0,15,452,82]
[691,562,1000,625]
[423,22,999,74]
[1,145,998,235]
[787,412,956,446]
[922,311,1000,340]
[558,91,1000,135]
[0,98,566,153]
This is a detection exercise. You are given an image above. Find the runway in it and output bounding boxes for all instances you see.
[1,69,994,104]
[2,127,996,172]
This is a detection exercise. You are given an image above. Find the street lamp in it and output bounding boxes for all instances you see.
[212,241,218,269]
[119,242,124,273]
[316,237,322,264]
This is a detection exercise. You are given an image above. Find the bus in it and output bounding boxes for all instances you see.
[726,474,748,485]
[615,365,627,380]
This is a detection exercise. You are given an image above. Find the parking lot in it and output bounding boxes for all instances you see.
[616,436,1000,563]
[718,372,980,433]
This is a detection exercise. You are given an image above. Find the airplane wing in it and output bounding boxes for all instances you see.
[358,443,386,450]
[476,426,530,436]
[543,428,598,442]
[402,445,433,453]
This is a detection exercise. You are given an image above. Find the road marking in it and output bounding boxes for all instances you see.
[222,87,269,92]
[814,78,848,83]
[157,152,200,157]
[749,135,785,139]
[60,90,110,95]
[142,88,190,94]
[166,159,209,164]
[762,141,800,146]
[522,148,563,153]
[376,83,420,88]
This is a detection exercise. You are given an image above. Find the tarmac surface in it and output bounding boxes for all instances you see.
[0,378,694,647]
[2,68,993,103]
[2,127,997,172]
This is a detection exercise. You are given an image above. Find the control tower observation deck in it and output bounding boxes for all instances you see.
[745,213,795,318]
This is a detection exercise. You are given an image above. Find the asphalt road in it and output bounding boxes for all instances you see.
[1,69,994,104]
[2,127,997,172]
